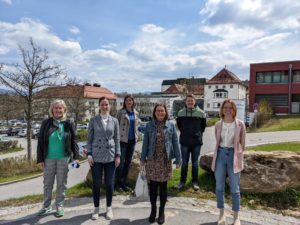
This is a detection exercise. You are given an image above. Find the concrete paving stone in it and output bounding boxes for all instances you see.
[0,196,299,225]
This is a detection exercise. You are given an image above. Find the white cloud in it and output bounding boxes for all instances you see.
[1,0,12,5]
[141,24,165,34]
[246,33,291,49]
[68,25,80,35]
[1,1,300,93]
[101,42,118,49]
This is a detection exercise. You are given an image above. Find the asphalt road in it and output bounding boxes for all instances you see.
[0,128,300,201]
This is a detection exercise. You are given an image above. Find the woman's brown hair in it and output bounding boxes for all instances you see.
[122,95,135,110]
[152,103,169,122]
[219,99,237,119]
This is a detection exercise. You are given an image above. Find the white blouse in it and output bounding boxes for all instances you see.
[101,115,109,130]
[220,121,236,148]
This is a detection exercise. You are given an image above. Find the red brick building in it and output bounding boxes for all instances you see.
[249,61,300,114]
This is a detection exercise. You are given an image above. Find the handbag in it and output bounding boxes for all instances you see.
[134,166,149,200]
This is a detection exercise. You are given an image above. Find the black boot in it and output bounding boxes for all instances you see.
[148,206,156,223]
[157,206,165,224]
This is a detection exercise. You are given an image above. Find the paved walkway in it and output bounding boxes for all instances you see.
[1,129,300,201]
[1,196,299,225]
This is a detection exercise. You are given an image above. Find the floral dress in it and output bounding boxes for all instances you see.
[145,121,172,182]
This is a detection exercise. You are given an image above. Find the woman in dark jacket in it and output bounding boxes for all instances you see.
[37,99,79,217]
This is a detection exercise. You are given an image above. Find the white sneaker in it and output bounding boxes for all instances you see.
[91,207,99,220]
[106,207,113,220]
[192,182,200,191]
[174,182,184,190]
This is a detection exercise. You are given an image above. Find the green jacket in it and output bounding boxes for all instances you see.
[176,106,206,146]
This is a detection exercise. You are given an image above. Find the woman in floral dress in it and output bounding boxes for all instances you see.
[140,103,181,224]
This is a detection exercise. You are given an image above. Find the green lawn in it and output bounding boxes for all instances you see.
[246,142,300,153]
[251,116,300,132]
[0,146,23,155]
[1,166,299,213]
[0,172,42,183]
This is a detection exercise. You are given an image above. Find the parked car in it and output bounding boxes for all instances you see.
[138,123,147,134]
[0,127,9,134]
[32,130,39,139]
[17,129,39,138]
[77,124,88,130]
[139,116,152,122]
[0,137,10,143]
[77,141,87,157]
[6,127,21,136]
[17,129,27,137]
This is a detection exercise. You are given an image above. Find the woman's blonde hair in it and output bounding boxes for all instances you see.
[219,99,237,119]
[49,99,67,119]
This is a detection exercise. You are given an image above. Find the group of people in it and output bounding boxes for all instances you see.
[36,94,246,225]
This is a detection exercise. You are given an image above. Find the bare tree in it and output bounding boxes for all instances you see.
[64,78,90,129]
[0,38,64,161]
[0,92,24,123]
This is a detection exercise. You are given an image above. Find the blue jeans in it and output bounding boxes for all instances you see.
[180,144,201,183]
[214,147,240,211]
[115,140,136,185]
[91,161,115,207]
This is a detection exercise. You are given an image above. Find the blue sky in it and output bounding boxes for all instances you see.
[1,0,300,93]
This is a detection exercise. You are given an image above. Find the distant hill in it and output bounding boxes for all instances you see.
[0,88,12,94]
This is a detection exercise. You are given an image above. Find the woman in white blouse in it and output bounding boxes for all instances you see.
[211,99,246,225]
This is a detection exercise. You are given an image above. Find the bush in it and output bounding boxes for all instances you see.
[0,140,18,152]
[76,129,88,142]
[254,99,274,128]
[0,156,40,178]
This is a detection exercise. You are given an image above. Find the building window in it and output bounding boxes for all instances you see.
[264,72,272,83]
[230,85,233,88]
[214,92,228,98]
[293,70,300,82]
[256,71,288,83]
[207,103,210,109]
[213,102,221,108]
[222,85,226,88]
[256,94,288,107]
[215,85,218,89]
[208,85,211,89]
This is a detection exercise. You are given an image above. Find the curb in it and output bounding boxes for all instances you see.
[0,159,88,186]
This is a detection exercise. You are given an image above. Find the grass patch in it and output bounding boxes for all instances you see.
[0,165,299,212]
[0,194,43,208]
[249,116,300,132]
[0,172,42,183]
[0,146,23,155]
[0,156,41,183]
[207,117,219,127]
[246,142,300,153]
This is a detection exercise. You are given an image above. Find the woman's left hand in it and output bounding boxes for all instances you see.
[115,156,120,167]
[176,164,180,169]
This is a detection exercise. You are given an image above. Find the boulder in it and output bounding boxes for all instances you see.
[200,151,300,193]
[86,151,141,184]
[127,151,141,182]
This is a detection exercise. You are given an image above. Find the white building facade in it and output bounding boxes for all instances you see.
[204,68,247,117]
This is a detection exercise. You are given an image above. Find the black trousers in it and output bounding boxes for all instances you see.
[149,180,167,209]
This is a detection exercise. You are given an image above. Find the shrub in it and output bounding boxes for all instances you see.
[0,156,40,178]
[76,129,88,142]
[0,140,19,152]
[254,99,274,128]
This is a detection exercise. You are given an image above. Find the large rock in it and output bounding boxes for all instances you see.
[86,151,141,184]
[200,151,300,193]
